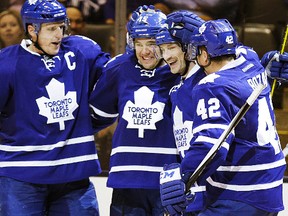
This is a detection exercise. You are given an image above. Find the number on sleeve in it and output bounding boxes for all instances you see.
[197,99,207,120]
[196,98,220,120]
[257,97,281,154]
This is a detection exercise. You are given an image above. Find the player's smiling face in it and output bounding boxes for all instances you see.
[32,22,65,56]
[134,38,161,70]
[159,42,186,75]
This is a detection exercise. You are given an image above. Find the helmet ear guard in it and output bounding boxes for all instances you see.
[186,43,199,61]
[126,32,134,50]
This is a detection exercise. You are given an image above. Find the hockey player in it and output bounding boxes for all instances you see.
[0,0,110,215]
[89,8,181,215]
[159,19,286,216]
[155,11,206,216]
[156,10,266,216]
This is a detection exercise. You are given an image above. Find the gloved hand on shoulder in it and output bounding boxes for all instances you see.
[126,5,156,33]
[261,51,288,81]
[160,163,195,216]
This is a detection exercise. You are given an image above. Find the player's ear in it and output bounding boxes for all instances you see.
[27,24,36,39]
[201,47,209,60]
[197,47,210,66]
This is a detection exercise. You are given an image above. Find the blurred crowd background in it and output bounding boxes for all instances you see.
[1,0,287,58]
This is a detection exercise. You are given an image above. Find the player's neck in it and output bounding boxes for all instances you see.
[205,59,232,75]
[28,43,44,55]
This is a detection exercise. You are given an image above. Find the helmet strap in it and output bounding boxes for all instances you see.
[31,35,54,59]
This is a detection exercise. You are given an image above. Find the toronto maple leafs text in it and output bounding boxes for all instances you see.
[44,98,73,119]
[128,107,159,125]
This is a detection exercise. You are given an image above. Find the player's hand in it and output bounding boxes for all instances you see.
[160,163,194,215]
[261,51,288,81]
[126,5,156,33]
[166,10,204,44]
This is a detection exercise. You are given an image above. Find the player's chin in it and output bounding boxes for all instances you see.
[169,63,180,74]
[47,47,60,56]
[170,68,179,75]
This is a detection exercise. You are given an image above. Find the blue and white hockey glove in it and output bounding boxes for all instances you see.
[160,163,195,216]
[126,5,156,33]
[261,51,288,81]
[166,10,204,44]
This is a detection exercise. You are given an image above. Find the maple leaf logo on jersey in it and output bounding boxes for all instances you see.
[122,86,165,138]
[198,73,220,85]
[36,78,79,130]
[199,23,207,34]
[28,0,37,5]
[173,106,193,158]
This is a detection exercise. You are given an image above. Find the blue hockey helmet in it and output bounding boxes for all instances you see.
[166,10,204,45]
[187,19,238,59]
[21,0,67,33]
[155,27,178,46]
[129,10,167,39]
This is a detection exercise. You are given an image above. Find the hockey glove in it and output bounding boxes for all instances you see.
[126,5,157,51]
[126,5,156,33]
[261,51,288,81]
[160,163,195,216]
[166,10,204,44]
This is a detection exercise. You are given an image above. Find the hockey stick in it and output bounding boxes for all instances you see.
[270,24,288,97]
[283,143,288,158]
[185,83,266,192]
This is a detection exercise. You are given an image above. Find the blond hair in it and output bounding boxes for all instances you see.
[0,9,24,48]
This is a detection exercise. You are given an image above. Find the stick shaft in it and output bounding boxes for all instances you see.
[271,24,288,96]
[186,84,265,192]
